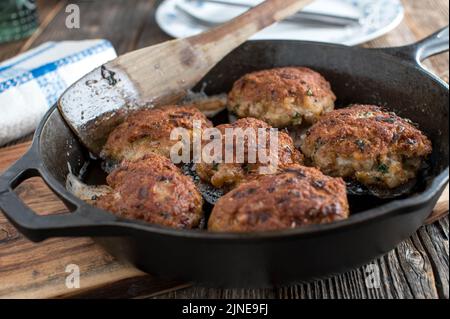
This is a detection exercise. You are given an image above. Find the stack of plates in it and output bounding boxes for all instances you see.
[155,0,404,45]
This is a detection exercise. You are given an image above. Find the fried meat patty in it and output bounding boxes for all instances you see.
[95,153,203,229]
[301,105,433,189]
[195,117,304,189]
[228,67,336,127]
[101,105,212,162]
[209,165,349,232]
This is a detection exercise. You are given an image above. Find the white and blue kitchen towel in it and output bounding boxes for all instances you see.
[0,40,117,145]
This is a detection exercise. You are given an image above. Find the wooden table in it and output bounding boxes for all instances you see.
[0,0,448,299]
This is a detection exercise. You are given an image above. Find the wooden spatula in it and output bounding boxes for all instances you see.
[58,0,313,155]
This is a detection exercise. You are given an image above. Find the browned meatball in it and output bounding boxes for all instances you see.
[95,153,203,229]
[101,105,213,162]
[228,67,336,127]
[208,165,349,232]
[195,117,304,190]
[301,105,433,189]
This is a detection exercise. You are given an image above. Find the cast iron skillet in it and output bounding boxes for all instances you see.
[0,27,448,287]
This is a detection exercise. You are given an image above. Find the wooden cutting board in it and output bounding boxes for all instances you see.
[0,142,448,298]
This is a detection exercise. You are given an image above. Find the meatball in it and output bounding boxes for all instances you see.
[209,165,349,232]
[95,153,203,229]
[300,105,433,189]
[101,105,212,162]
[196,117,304,189]
[228,67,336,127]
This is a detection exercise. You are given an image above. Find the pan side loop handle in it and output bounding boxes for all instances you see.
[414,26,449,62]
[0,146,120,242]
[381,26,449,65]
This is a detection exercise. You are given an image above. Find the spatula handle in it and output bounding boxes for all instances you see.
[190,0,313,58]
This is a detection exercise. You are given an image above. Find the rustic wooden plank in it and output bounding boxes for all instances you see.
[402,0,449,83]
[0,142,31,172]
[2,143,448,226]
[1,135,446,299]
[135,0,172,48]
[0,0,187,299]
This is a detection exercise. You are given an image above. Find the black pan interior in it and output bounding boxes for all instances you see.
[39,41,449,224]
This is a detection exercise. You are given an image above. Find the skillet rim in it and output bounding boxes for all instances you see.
[35,39,449,240]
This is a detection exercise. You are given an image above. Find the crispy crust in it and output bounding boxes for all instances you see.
[228,67,336,127]
[195,117,304,189]
[95,153,203,229]
[209,165,349,232]
[101,105,213,162]
[301,105,433,189]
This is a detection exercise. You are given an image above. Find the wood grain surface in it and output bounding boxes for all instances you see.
[0,0,448,299]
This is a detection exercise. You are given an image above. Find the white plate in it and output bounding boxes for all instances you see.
[155,0,404,45]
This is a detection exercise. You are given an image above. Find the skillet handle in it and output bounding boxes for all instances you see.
[414,26,449,62]
[0,145,119,242]
[382,26,449,65]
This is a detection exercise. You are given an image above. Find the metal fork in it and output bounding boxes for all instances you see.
[177,0,361,27]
